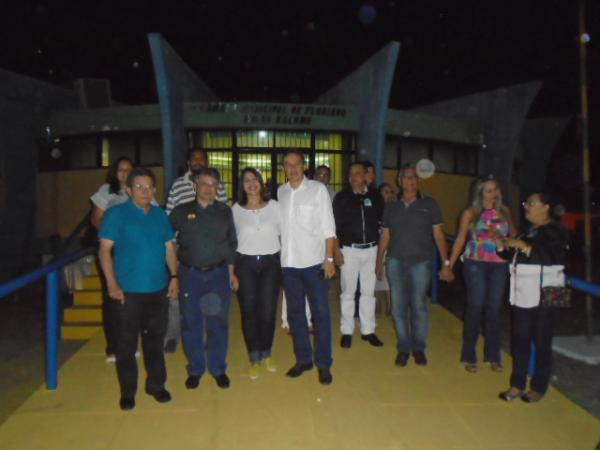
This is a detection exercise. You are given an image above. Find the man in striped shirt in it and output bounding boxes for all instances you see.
[164,148,228,353]
[165,148,227,214]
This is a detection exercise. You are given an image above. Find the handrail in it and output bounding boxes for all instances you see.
[566,276,600,298]
[51,211,92,261]
[0,246,96,390]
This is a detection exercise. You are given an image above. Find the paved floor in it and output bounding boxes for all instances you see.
[0,298,598,450]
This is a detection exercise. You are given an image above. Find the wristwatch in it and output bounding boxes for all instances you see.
[326,257,334,263]
[443,260,451,267]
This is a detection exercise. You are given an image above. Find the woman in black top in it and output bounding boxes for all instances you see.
[495,192,569,403]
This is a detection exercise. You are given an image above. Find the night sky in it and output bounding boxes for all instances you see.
[1,0,599,197]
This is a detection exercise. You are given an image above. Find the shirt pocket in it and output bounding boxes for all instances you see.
[297,204,316,230]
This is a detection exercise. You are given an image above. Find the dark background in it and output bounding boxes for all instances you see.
[1,0,598,204]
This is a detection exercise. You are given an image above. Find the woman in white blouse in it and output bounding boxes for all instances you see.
[232,168,282,380]
[89,157,133,363]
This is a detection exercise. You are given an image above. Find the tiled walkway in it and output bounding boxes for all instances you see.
[0,298,597,449]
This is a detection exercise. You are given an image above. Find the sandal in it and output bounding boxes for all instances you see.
[498,387,524,402]
[522,390,543,403]
[464,363,478,373]
[490,363,504,373]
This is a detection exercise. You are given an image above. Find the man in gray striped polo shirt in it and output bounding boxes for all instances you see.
[164,148,228,353]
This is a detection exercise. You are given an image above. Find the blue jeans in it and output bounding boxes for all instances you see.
[282,264,332,369]
[386,258,431,353]
[179,265,231,377]
[461,260,508,364]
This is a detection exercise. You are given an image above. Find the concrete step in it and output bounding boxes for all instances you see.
[73,290,102,306]
[80,276,102,290]
[63,305,102,323]
[90,263,100,276]
[61,323,102,340]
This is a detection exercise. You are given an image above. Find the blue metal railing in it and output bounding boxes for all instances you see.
[0,247,96,390]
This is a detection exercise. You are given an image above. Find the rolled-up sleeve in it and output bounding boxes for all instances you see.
[317,184,336,240]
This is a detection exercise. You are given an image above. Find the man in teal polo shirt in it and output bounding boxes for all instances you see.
[99,167,179,411]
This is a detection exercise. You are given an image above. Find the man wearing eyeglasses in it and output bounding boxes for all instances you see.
[170,167,239,391]
[163,148,228,354]
[98,167,179,411]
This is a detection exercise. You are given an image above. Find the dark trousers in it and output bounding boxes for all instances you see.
[235,253,282,362]
[461,260,508,364]
[179,265,231,377]
[99,263,119,356]
[282,264,333,369]
[116,290,168,398]
[510,306,556,394]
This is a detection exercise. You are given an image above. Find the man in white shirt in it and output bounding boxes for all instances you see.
[278,150,336,385]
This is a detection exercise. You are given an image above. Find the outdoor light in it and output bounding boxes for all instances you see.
[580,33,590,43]
[258,130,267,138]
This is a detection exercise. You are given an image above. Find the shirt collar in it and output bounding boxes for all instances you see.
[288,176,309,191]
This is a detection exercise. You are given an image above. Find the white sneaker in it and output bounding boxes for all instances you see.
[105,354,116,363]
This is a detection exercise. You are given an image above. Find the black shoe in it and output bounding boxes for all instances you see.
[164,339,177,354]
[413,351,427,366]
[214,373,230,389]
[286,362,314,378]
[361,333,384,347]
[318,368,333,385]
[340,335,352,348]
[395,352,410,367]
[185,375,200,389]
[146,389,171,403]
[119,397,135,411]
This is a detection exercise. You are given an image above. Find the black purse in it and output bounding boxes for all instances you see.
[540,266,572,308]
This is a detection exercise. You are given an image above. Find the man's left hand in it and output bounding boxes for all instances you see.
[167,278,179,300]
[230,273,240,292]
[322,259,336,279]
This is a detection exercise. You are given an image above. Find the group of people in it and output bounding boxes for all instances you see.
[90,147,568,411]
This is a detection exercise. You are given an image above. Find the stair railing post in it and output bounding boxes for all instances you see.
[46,270,60,390]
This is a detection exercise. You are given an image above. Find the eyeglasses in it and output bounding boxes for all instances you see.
[522,200,544,208]
[133,184,155,192]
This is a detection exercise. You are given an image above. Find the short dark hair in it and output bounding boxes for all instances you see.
[106,156,134,194]
[398,163,417,178]
[187,147,208,162]
[193,167,221,183]
[362,160,375,171]
[348,161,366,173]
[238,167,269,205]
[315,165,331,174]
[535,192,564,220]
[282,149,305,164]
[127,167,156,187]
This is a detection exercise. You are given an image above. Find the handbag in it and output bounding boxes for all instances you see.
[540,265,571,308]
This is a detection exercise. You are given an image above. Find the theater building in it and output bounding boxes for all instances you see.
[0,34,565,275]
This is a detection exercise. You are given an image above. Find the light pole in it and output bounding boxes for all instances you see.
[577,0,593,343]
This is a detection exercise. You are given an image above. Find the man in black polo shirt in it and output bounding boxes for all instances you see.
[170,167,238,390]
[376,164,453,367]
[333,162,384,348]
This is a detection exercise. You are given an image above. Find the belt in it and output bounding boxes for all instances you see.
[187,262,226,272]
[345,242,377,249]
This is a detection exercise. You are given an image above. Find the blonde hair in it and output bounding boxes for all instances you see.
[470,177,507,226]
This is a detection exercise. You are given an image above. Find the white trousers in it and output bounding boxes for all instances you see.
[339,246,377,334]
